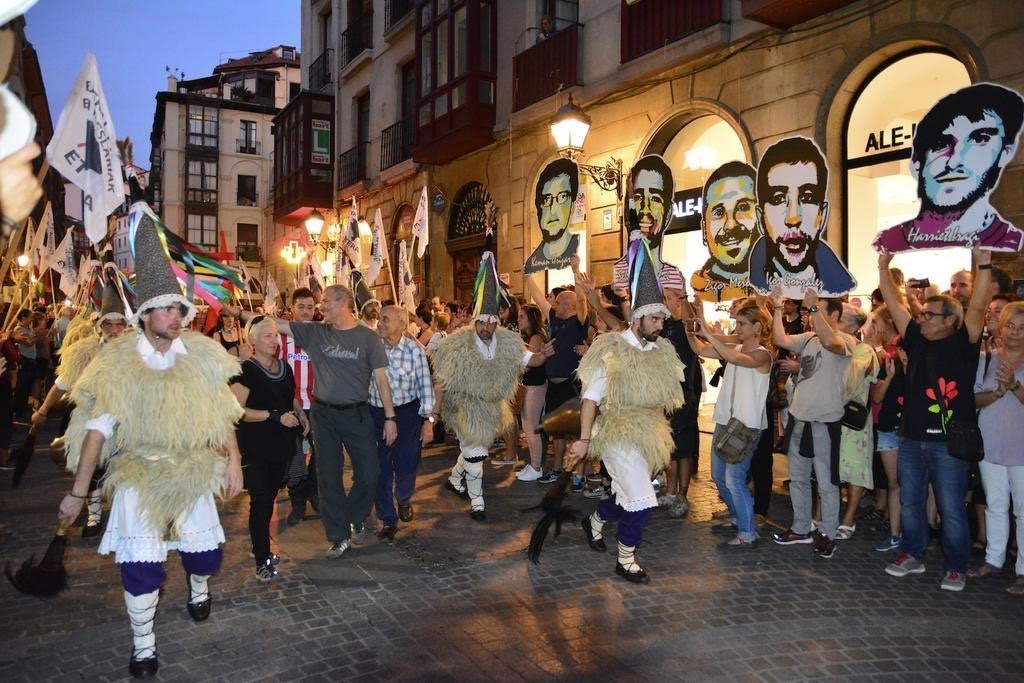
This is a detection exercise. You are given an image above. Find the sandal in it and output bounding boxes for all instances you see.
[835,524,856,540]
[1006,578,1024,596]
[966,563,1001,579]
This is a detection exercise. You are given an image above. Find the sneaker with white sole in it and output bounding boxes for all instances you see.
[940,570,966,592]
[885,552,925,577]
[326,540,350,559]
[516,464,543,482]
[538,470,561,484]
[583,486,608,499]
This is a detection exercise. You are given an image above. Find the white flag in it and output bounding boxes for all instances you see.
[412,186,429,258]
[367,208,386,284]
[32,203,55,273]
[23,217,36,267]
[336,255,351,291]
[342,196,362,267]
[52,228,78,297]
[264,274,279,316]
[397,240,417,312]
[46,54,125,244]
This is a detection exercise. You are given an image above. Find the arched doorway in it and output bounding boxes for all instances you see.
[843,50,972,293]
[446,181,494,304]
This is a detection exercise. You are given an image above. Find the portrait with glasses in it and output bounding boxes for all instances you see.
[524,158,581,274]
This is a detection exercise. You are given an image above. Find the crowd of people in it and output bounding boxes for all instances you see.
[5,228,1020,676]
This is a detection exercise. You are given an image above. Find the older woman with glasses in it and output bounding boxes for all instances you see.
[971,301,1024,595]
[230,316,309,580]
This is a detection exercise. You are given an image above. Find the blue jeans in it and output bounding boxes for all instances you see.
[898,438,970,572]
[712,424,760,542]
[370,401,423,527]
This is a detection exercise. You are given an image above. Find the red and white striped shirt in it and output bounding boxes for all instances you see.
[278,332,314,410]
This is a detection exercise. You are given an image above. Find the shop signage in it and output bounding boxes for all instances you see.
[311,119,331,165]
[666,187,703,233]
[863,123,917,154]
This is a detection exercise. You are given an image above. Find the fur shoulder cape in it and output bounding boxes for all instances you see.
[61,317,97,351]
[64,331,242,536]
[55,335,101,389]
[577,331,686,473]
[431,325,524,446]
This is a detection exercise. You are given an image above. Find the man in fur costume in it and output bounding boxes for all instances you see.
[57,208,243,679]
[432,251,552,521]
[33,275,129,537]
[568,238,686,583]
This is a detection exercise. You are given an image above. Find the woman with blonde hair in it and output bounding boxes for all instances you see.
[687,302,773,548]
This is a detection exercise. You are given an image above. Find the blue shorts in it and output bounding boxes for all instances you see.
[876,429,899,452]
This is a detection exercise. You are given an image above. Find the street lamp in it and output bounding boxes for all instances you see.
[304,209,343,253]
[549,93,623,198]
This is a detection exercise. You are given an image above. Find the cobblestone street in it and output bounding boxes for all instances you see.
[2,412,1022,682]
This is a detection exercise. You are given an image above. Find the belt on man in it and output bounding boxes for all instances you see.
[313,398,367,411]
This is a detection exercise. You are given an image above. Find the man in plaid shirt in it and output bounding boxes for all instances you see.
[369,305,437,541]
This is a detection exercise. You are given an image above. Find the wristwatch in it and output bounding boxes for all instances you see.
[425,414,437,424]
[385,415,397,422]
[808,305,819,313]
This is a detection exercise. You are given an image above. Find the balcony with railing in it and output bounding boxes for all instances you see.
[385,0,414,33]
[236,139,261,155]
[513,24,580,112]
[621,0,723,63]
[338,143,368,188]
[237,246,262,263]
[380,118,414,171]
[309,48,333,91]
[340,12,373,70]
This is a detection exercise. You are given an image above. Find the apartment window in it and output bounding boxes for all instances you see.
[187,106,218,148]
[539,0,578,29]
[240,120,257,154]
[282,47,295,60]
[290,82,301,101]
[187,213,217,249]
[187,160,217,203]
[237,223,259,259]
[237,175,257,206]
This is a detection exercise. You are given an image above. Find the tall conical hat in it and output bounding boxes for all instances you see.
[627,237,669,322]
[129,204,196,325]
[351,271,379,314]
[97,274,126,324]
[471,251,505,322]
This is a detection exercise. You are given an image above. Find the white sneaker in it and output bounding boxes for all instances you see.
[516,464,542,482]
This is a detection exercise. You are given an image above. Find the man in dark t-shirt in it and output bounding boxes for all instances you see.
[877,249,990,592]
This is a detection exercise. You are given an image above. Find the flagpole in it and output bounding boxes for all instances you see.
[384,242,398,303]
[0,159,50,301]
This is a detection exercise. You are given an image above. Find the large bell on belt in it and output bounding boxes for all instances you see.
[536,397,581,438]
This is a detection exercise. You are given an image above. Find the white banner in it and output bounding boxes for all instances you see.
[397,239,417,312]
[51,228,78,297]
[342,197,362,267]
[367,208,385,284]
[412,186,429,258]
[46,54,125,244]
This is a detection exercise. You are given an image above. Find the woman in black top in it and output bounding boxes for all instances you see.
[516,304,548,481]
[213,312,245,357]
[230,316,308,580]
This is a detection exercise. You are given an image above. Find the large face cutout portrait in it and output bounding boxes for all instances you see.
[626,154,673,249]
[748,136,855,298]
[523,158,580,274]
[873,82,1024,253]
[691,160,757,302]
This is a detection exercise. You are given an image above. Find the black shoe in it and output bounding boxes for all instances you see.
[614,563,650,584]
[581,518,607,552]
[398,504,414,522]
[812,530,836,559]
[378,526,397,542]
[444,479,469,500]
[711,522,738,536]
[185,574,211,622]
[81,521,103,538]
[129,652,158,678]
[469,509,486,522]
[286,496,305,525]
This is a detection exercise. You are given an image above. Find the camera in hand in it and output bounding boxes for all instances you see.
[907,278,930,289]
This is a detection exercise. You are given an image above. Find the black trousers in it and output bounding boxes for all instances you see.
[244,458,289,565]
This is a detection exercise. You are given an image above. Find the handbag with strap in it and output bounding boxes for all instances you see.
[712,364,759,465]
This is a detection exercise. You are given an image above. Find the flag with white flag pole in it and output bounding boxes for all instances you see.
[367,208,386,284]
[342,196,362,267]
[51,228,78,297]
[412,186,429,258]
[46,54,125,244]
[31,202,55,274]
[397,239,417,312]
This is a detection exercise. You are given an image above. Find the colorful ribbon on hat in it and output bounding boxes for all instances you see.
[627,236,662,303]
[471,251,505,320]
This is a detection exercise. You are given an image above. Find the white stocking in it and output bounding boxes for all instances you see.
[449,453,466,489]
[464,459,485,511]
[86,491,102,526]
[589,512,605,541]
[124,590,158,660]
[188,573,210,605]
[617,542,643,574]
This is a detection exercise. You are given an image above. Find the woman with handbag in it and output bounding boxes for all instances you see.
[970,301,1024,595]
[687,301,773,548]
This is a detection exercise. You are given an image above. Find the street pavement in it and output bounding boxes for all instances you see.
[1,409,1022,682]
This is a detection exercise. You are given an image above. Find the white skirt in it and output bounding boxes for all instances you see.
[98,487,226,564]
[602,445,657,512]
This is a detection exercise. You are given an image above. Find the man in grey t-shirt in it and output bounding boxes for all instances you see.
[229,285,397,559]
[769,290,853,559]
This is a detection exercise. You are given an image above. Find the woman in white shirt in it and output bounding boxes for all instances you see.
[687,301,773,548]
